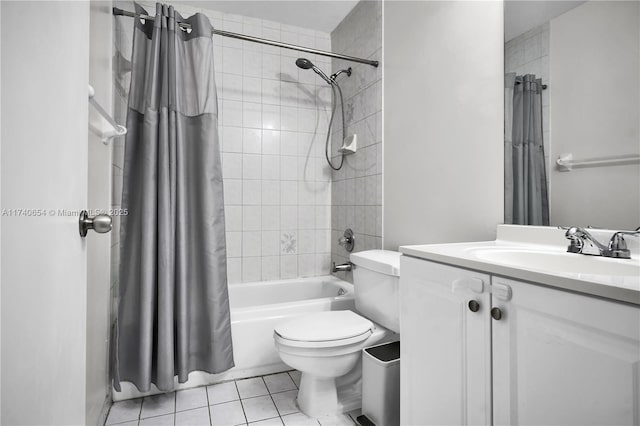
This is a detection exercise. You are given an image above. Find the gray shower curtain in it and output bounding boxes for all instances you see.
[114,3,234,392]
[504,73,549,226]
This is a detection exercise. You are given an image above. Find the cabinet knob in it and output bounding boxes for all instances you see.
[491,307,503,320]
[468,300,480,312]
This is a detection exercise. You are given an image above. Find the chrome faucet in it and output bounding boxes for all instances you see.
[563,226,640,259]
[564,227,608,256]
[332,262,354,272]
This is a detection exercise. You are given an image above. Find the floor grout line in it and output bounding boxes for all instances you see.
[267,388,297,396]
[265,379,283,422]
[174,404,210,413]
[248,414,282,425]
[173,391,177,426]
[205,385,213,426]
[210,397,242,406]
[255,375,280,424]
[137,396,144,425]
[286,371,299,389]
[235,380,250,425]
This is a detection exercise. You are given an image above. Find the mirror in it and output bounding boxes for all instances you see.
[504,1,640,230]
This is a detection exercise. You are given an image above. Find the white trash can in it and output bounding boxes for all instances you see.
[358,340,400,426]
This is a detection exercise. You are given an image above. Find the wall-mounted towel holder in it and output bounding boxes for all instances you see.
[88,84,127,144]
[556,153,640,172]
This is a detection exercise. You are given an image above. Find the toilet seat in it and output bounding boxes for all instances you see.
[274,330,372,349]
[274,311,373,348]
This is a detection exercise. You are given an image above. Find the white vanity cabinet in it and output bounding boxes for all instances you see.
[400,256,492,426]
[491,276,640,426]
[400,255,640,426]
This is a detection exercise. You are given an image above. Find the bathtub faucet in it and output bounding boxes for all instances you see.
[332,262,354,272]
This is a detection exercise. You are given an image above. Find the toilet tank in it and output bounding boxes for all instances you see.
[350,250,401,333]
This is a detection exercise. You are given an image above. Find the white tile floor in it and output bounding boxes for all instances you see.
[105,371,359,426]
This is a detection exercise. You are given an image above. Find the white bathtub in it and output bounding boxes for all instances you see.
[113,275,354,401]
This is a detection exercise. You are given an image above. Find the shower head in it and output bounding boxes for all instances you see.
[295,58,314,70]
[295,57,332,85]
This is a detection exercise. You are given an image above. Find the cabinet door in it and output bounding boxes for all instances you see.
[492,277,640,426]
[400,257,492,426]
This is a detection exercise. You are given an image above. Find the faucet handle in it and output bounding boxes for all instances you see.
[607,231,640,259]
[562,227,582,253]
[566,237,583,253]
[338,228,355,252]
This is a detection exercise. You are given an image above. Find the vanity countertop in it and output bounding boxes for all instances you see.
[399,225,640,305]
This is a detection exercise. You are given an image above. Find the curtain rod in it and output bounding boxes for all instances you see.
[515,80,547,90]
[113,7,379,68]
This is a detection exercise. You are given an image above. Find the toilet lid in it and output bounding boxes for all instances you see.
[274,311,373,342]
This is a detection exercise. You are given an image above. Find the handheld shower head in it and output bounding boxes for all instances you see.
[294,58,353,171]
[295,57,332,85]
[295,58,314,70]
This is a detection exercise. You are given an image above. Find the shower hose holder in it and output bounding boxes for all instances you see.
[338,134,357,155]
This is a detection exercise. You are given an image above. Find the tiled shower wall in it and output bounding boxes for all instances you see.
[505,23,551,178]
[112,0,335,304]
[330,1,383,282]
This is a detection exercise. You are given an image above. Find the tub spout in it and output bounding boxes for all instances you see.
[332,262,354,272]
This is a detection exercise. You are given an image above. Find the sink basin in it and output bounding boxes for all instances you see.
[467,247,640,278]
[399,225,640,305]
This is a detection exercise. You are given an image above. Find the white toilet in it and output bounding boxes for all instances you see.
[273,250,400,418]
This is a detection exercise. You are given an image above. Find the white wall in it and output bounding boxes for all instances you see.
[383,1,504,249]
[87,1,114,424]
[549,1,640,229]
[1,1,90,424]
